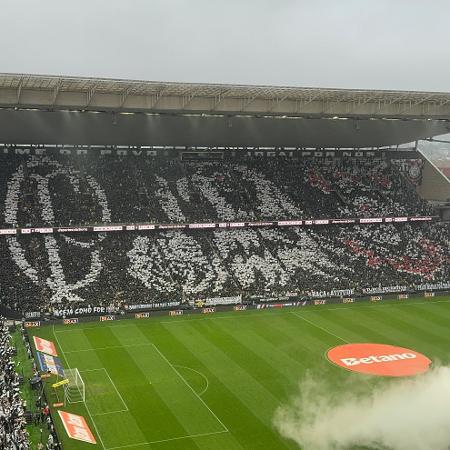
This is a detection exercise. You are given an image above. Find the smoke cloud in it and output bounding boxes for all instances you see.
[274,366,450,450]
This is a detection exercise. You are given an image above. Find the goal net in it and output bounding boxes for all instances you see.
[64,368,85,404]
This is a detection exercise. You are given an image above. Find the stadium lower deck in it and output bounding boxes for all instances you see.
[29,296,450,450]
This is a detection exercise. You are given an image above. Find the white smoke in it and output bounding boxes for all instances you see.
[274,366,450,450]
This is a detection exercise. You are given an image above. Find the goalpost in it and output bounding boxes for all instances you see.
[64,368,85,404]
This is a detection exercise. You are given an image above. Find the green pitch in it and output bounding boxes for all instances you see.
[29,297,450,450]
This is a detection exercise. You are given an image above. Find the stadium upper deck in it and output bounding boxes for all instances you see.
[1,73,450,119]
[0,73,449,148]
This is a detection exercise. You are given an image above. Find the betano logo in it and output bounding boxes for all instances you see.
[327,343,431,377]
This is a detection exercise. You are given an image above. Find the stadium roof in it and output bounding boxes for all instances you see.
[1,73,450,119]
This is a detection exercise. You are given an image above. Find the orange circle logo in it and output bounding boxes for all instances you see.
[327,343,431,377]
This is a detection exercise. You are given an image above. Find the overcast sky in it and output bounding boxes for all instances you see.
[1,0,449,91]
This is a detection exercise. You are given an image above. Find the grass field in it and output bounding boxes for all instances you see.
[29,297,450,450]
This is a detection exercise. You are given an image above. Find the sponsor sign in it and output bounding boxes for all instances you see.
[33,336,58,356]
[24,321,41,328]
[0,216,437,236]
[327,343,431,377]
[58,411,96,445]
[202,307,215,314]
[99,315,115,321]
[398,294,409,300]
[52,379,69,388]
[135,312,150,319]
[342,298,355,304]
[313,299,327,306]
[234,305,247,311]
[63,318,79,325]
[169,310,184,316]
[424,292,435,298]
[0,228,17,235]
[36,352,65,377]
[370,295,382,302]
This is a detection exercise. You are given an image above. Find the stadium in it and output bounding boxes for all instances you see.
[0,69,450,450]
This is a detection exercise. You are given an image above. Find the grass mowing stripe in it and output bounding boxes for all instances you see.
[144,323,282,450]
[365,306,447,346]
[194,319,298,399]
[151,342,229,433]
[321,308,404,346]
[215,317,307,378]
[82,330,201,448]
[63,343,154,354]
[108,323,226,438]
[152,322,294,449]
[290,312,349,343]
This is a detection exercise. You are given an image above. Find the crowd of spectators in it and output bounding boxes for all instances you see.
[0,153,433,228]
[0,221,448,315]
[0,317,29,450]
[0,152,447,315]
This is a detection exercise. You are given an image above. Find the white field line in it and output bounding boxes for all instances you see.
[101,368,129,412]
[174,365,209,397]
[151,343,229,433]
[290,311,349,343]
[52,325,107,450]
[63,343,153,354]
[91,409,128,416]
[55,324,136,333]
[105,429,229,450]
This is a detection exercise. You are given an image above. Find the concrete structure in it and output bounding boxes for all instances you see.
[0,74,450,148]
[1,73,450,119]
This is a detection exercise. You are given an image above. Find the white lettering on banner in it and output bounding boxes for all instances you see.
[137,224,156,230]
[341,353,416,366]
[93,226,122,232]
[200,296,242,306]
[58,411,96,444]
[278,220,303,226]
[363,285,408,294]
[2,146,386,159]
[0,216,437,235]
[359,218,383,223]
[0,229,17,235]
[188,223,216,229]
[125,302,180,311]
[416,282,450,291]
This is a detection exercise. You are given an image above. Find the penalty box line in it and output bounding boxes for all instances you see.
[80,368,130,415]
[105,429,229,450]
